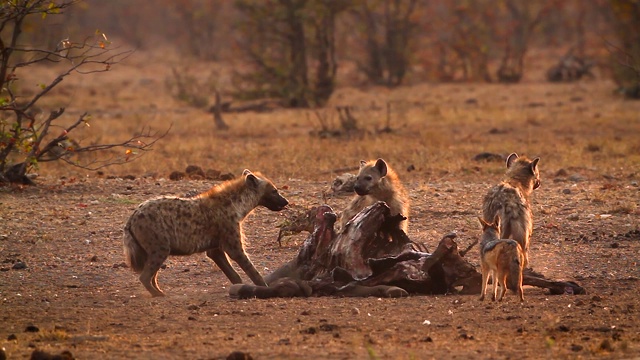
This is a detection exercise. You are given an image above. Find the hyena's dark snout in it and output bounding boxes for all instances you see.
[353,184,369,196]
[262,192,289,211]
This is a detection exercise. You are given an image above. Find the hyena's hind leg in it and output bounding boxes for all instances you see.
[503,220,530,268]
[140,248,170,297]
[206,248,243,284]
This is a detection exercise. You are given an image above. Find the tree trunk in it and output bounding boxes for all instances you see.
[313,8,337,106]
[284,0,309,107]
[212,91,230,130]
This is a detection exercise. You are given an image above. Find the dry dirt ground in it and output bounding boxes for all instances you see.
[1,48,640,359]
[1,171,639,359]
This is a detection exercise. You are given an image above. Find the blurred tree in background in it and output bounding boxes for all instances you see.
[608,0,640,96]
[0,0,165,184]
[9,0,637,112]
[350,0,420,87]
[233,0,352,107]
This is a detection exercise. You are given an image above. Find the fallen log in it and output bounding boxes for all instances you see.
[231,202,585,299]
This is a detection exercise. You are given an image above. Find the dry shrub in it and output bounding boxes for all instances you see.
[17,53,640,183]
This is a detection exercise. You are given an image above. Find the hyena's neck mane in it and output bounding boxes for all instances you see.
[504,160,536,195]
[198,178,259,219]
[373,167,405,200]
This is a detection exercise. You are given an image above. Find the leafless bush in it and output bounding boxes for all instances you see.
[0,1,167,184]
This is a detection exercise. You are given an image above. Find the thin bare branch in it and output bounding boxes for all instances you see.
[48,126,171,170]
[603,38,640,78]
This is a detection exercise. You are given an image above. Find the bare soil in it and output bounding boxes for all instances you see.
[1,170,639,359]
[2,49,640,359]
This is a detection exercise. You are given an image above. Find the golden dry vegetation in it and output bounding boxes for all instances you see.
[19,48,640,183]
[1,48,640,359]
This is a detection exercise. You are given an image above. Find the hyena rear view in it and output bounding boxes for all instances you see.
[123,169,288,297]
[478,216,525,302]
[482,153,540,268]
[337,158,409,233]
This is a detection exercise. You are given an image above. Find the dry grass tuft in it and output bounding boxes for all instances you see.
[16,51,640,184]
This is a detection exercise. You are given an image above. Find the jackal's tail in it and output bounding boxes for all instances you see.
[508,248,523,291]
[123,221,147,273]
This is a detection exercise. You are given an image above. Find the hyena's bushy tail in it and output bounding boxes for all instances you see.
[123,221,147,273]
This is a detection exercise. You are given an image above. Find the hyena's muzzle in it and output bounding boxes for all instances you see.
[353,177,374,196]
[260,190,289,211]
[353,184,368,196]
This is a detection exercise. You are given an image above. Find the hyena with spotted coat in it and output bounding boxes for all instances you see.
[123,170,288,297]
[337,158,409,233]
[482,153,540,268]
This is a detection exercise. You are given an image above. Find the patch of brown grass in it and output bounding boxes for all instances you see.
[37,329,69,342]
[18,51,640,183]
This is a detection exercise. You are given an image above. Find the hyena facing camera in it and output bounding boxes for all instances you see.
[337,158,409,233]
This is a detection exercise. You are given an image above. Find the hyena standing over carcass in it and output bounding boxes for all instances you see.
[337,158,409,233]
[482,153,540,268]
[123,170,288,297]
[478,215,525,302]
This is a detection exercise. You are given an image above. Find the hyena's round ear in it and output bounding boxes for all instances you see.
[531,157,540,172]
[478,216,487,228]
[242,169,252,176]
[244,173,261,188]
[360,160,367,168]
[374,158,388,177]
[506,153,519,168]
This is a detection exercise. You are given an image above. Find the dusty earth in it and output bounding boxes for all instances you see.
[0,169,639,359]
[1,44,640,359]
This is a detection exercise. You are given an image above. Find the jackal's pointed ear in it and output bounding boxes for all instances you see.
[506,153,519,168]
[374,158,388,177]
[360,160,367,168]
[492,214,501,229]
[531,157,540,173]
[478,216,489,228]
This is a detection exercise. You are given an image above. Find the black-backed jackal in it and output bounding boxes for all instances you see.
[479,215,525,302]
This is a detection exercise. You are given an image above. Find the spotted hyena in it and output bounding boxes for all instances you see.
[478,215,525,302]
[123,169,288,297]
[482,153,540,268]
[337,158,409,233]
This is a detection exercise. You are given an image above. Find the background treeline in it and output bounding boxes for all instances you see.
[20,0,640,106]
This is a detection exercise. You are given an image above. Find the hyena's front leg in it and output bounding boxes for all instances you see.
[206,248,243,284]
[224,238,268,287]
